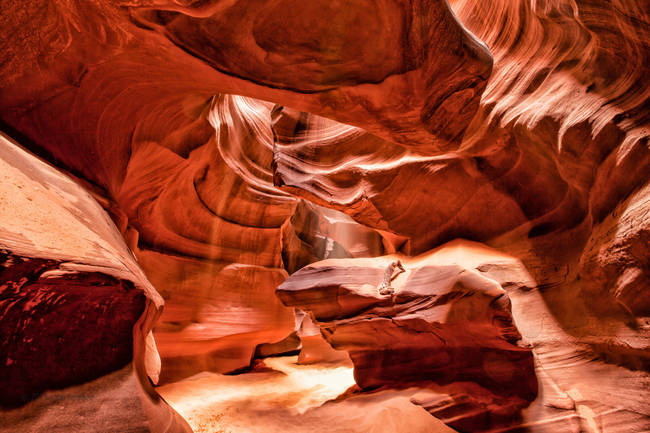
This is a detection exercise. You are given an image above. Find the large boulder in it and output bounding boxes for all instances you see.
[277,251,537,429]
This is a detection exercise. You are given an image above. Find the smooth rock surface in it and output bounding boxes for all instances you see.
[278,241,650,431]
[0,0,648,431]
[0,0,494,375]
[0,133,189,431]
[578,182,650,316]
[269,0,650,321]
[277,250,538,430]
[158,356,456,433]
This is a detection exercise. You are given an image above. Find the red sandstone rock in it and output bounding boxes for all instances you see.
[0,134,189,431]
[282,199,389,274]
[0,253,145,406]
[463,241,650,432]
[5,88,299,380]
[578,182,650,316]
[278,240,650,431]
[276,252,538,430]
[129,0,491,150]
[269,0,650,310]
[0,0,492,380]
[0,0,648,431]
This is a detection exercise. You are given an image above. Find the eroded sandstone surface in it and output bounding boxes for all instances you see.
[278,242,650,431]
[0,134,190,431]
[277,253,537,430]
[0,0,649,431]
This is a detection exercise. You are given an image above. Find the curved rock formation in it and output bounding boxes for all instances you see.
[0,133,189,432]
[282,199,389,274]
[450,0,649,148]
[114,94,298,381]
[0,0,649,431]
[3,0,487,379]
[578,182,650,317]
[276,250,537,430]
[129,0,492,150]
[278,241,650,431]
[270,0,650,326]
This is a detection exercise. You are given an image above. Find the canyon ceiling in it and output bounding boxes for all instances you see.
[0,0,648,432]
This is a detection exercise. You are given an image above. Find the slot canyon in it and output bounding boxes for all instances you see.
[0,0,648,432]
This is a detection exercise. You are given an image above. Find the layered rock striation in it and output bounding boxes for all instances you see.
[278,241,650,431]
[0,133,190,431]
[277,252,538,430]
[0,0,648,431]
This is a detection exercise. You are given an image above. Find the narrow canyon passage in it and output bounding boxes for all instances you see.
[1,0,649,432]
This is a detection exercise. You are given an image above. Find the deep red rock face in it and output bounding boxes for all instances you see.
[0,253,145,406]
[277,255,538,428]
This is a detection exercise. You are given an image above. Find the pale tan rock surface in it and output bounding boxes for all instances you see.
[158,356,456,433]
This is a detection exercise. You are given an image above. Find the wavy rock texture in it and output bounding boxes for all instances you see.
[578,182,650,317]
[3,32,302,377]
[0,134,190,432]
[271,106,528,254]
[1,0,481,381]
[0,0,491,150]
[128,0,492,151]
[450,0,649,149]
[471,243,650,433]
[278,242,650,431]
[271,0,650,319]
[0,0,648,431]
[276,250,537,431]
[123,95,297,381]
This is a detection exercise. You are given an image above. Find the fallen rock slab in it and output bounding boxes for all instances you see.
[276,252,537,429]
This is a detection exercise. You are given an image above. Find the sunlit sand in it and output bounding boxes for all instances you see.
[158,356,454,433]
